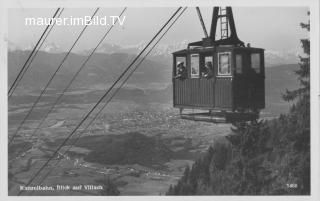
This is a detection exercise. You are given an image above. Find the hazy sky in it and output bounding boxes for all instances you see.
[8,7,309,52]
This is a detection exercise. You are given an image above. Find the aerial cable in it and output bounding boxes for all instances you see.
[8,8,65,99]
[9,8,99,145]
[8,8,62,98]
[65,6,189,149]
[9,8,100,145]
[20,8,127,154]
[8,8,65,153]
[18,7,182,194]
[34,7,187,189]
[78,7,189,138]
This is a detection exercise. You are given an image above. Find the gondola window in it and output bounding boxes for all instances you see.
[190,54,200,78]
[236,54,242,74]
[218,52,231,76]
[251,53,261,73]
[202,56,213,78]
[175,56,186,76]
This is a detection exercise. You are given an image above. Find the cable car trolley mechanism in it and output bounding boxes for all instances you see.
[172,7,265,123]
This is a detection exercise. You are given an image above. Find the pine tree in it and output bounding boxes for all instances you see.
[165,11,311,196]
[259,12,310,195]
[283,11,310,102]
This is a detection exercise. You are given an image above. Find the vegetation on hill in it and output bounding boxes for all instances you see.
[83,132,172,168]
[167,13,310,195]
[48,132,172,168]
[96,177,120,196]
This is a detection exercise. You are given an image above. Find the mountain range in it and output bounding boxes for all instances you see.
[8,41,300,67]
[8,50,172,90]
[8,48,300,116]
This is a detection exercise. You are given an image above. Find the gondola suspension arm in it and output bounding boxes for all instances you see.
[196,7,208,38]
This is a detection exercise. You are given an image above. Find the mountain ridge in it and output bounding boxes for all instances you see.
[8,41,299,67]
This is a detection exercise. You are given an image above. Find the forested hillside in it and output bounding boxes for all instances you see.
[167,14,310,196]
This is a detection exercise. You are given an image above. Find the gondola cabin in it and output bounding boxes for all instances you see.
[172,7,265,123]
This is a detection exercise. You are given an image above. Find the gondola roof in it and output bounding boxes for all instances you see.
[172,44,264,55]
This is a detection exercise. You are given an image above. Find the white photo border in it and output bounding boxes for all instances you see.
[0,0,319,201]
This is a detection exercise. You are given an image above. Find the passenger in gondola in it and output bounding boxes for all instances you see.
[175,61,187,79]
[202,61,213,78]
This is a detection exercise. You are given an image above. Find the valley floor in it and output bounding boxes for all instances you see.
[8,98,231,195]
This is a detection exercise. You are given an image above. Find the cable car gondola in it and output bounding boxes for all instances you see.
[172,7,265,123]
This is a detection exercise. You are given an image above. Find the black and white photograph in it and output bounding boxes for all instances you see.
[1,0,319,199]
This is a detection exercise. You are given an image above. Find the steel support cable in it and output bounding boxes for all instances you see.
[18,7,182,194]
[78,7,189,138]
[8,8,64,142]
[8,9,65,100]
[8,8,62,98]
[32,7,187,190]
[8,8,100,145]
[8,8,65,151]
[21,8,127,152]
[9,9,64,99]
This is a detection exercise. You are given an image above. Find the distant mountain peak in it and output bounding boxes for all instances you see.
[42,42,62,53]
[264,50,300,67]
[8,41,300,66]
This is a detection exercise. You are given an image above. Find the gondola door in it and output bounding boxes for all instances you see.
[233,49,265,111]
[187,52,216,109]
[198,52,215,108]
[173,55,188,107]
[248,51,265,110]
[214,51,233,110]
